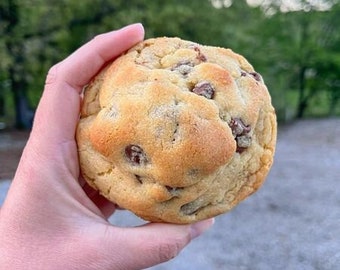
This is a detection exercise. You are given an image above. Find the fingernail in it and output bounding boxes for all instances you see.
[122,23,144,34]
[131,22,144,30]
[190,218,215,239]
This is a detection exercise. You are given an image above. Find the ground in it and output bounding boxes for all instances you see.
[0,130,29,180]
[1,118,340,270]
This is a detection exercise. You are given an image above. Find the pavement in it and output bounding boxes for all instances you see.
[1,118,340,270]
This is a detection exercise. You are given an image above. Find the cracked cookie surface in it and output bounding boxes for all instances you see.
[76,37,277,224]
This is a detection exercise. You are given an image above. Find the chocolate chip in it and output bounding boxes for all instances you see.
[236,146,247,154]
[229,118,252,153]
[193,46,207,62]
[249,72,262,82]
[171,60,194,76]
[236,135,252,153]
[125,145,148,165]
[229,118,251,136]
[240,70,262,82]
[191,81,215,99]
[236,135,252,148]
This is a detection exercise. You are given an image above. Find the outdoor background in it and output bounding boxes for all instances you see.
[0,0,339,269]
[0,0,339,128]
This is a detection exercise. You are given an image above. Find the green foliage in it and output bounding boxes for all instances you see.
[0,0,339,128]
[239,1,340,119]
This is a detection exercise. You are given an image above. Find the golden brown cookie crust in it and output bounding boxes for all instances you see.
[76,37,277,224]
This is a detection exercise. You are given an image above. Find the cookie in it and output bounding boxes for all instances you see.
[76,37,277,224]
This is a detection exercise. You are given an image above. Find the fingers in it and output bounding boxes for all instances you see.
[32,23,145,143]
[102,219,214,269]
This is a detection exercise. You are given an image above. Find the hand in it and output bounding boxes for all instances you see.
[0,24,214,270]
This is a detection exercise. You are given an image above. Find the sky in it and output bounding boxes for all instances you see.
[246,0,334,11]
[211,0,335,11]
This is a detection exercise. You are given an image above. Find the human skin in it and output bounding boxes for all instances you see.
[0,24,214,270]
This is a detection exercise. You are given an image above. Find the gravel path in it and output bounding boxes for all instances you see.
[1,118,340,269]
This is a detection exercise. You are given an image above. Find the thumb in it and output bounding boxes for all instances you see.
[104,219,214,270]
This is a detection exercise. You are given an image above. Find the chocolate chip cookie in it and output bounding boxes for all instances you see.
[76,37,277,224]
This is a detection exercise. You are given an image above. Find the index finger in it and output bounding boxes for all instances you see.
[33,23,145,143]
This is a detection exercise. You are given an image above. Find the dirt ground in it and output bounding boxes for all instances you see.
[1,118,340,270]
[0,130,29,180]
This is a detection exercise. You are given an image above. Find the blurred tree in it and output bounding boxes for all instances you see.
[311,2,340,116]
[246,0,340,119]
[0,0,121,128]
[291,3,340,118]
[1,0,34,129]
[0,0,229,128]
